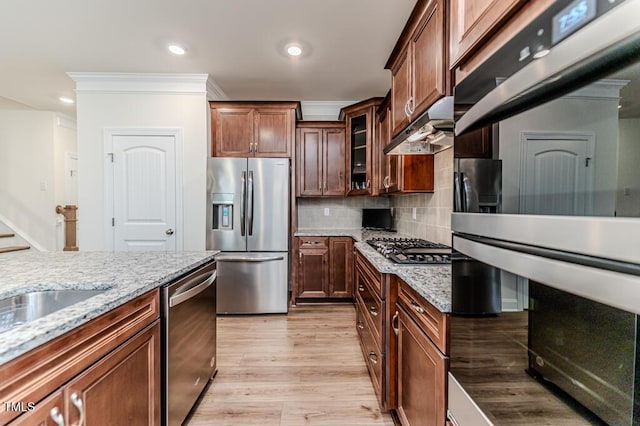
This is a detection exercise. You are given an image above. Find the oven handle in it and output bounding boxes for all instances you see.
[169,270,216,307]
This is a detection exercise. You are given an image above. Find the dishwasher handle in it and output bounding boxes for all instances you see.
[169,270,217,307]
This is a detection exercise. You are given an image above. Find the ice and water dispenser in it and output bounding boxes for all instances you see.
[211,193,234,230]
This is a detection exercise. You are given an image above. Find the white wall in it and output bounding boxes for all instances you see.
[75,86,209,251]
[617,118,640,216]
[499,81,623,216]
[0,110,76,250]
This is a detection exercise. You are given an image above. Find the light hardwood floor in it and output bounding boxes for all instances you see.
[188,304,395,426]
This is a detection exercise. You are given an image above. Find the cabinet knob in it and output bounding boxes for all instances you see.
[358,285,365,292]
[368,351,378,365]
[369,306,378,317]
[404,100,411,118]
[357,320,365,330]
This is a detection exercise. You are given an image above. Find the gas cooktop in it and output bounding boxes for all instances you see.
[366,237,451,265]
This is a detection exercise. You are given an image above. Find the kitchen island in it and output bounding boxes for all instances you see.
[0,250,218,365]
[0,250,217,425]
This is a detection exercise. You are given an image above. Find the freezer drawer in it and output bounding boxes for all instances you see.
[216,252,289,314]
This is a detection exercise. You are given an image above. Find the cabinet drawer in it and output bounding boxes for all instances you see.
[356,302,382,398]
[355,250,382,296]
[355,266,383,345]
[298,237,328,249]
[398,280,448,354]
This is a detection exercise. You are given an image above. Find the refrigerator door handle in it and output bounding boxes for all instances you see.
[240,171,246,236]
[247,170,254,236]
[217,255,284,263]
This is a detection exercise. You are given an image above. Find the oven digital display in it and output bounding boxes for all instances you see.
[552,0,597,45]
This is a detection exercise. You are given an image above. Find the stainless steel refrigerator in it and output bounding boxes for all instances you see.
[206,157,289,314]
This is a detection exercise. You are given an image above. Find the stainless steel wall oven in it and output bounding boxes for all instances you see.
[449,0,640,424]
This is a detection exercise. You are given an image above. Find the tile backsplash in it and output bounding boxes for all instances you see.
[296,148,453,246]
[390,148,453,245]
[297,196,390,229]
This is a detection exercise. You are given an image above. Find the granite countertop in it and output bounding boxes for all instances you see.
[295,228,452,312]
[0,250,218,365]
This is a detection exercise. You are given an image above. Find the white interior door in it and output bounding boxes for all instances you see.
[521,133,594,215]
[112,134,177,251]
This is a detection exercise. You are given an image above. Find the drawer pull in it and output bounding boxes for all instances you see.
[358,285,365,292]
[368,351,378,365]
[305,241,322,245]
[392,310,399,336]
[357,320,365,330]
[71,392,85,426]
[50,407,65,426]
[410,299,425,314]
[369,306,378,316]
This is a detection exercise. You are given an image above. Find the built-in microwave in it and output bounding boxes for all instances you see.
[449,0,640,424]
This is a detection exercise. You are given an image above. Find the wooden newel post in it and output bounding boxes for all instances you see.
[55,205,79,251]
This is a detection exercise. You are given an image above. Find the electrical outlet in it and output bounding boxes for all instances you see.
[323,208,330,216]
[412,207,417,220]
[40,181,47,191]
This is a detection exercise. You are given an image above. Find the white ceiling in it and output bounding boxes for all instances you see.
[0,0,417,114]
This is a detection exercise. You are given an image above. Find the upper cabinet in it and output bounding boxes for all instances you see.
[449,0,527,69]
[339,98,383,196]
[375,93,435,194]
[210,101,302,158]
[386,0,447,138]
[296,122,346,197]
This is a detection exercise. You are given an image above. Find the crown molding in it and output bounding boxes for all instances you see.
[206,78,228,100]
[67,72,211,95]
[301,101,356,120]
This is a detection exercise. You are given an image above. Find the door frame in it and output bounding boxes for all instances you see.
[103,128,184,251]
[519,131,595,215]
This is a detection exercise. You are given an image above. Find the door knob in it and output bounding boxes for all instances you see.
[166,228,174,235]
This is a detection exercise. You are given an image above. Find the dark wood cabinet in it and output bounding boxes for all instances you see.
[354,249,397,411]
[375,94,435,194]
[65,322,160,426]
[449,0,528,69]
[7,391,64,426]
[329,237,353,297]
[397,308,447,426]
[210,101,302,158]
[1,290,161,425]
[387,0,446,138]
[296,122,346,197]
[294,236,353,303]
[394,277,449,426]
[454,125,493,158]
[339,98,383,196]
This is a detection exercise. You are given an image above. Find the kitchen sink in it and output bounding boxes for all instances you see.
[0,289,107,333]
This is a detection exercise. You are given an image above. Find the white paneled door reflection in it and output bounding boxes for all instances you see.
[112,134,176,251]
[521,133,594,216]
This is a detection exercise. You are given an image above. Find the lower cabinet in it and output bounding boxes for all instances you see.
[294,236,353,303]
[1,290,161,425]
[394,277,449,426]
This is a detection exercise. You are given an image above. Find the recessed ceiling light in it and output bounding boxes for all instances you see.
[168,44,186,55]
[286,45,302,56]
[59,97,74,104]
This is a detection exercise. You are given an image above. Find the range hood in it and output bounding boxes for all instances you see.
[384,96,454,155]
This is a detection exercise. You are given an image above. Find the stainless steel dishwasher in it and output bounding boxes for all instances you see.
[162,261,217,426]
